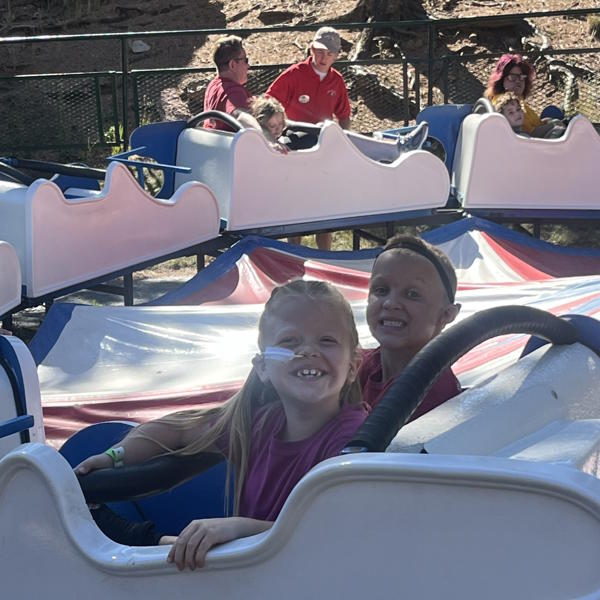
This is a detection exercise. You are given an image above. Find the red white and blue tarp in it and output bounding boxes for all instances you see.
[31,217,600,447]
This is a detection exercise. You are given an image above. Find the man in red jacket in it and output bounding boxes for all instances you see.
[267,27,351,130]
[267,27,350,250]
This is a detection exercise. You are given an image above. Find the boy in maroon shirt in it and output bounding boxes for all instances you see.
[360,235,462,418]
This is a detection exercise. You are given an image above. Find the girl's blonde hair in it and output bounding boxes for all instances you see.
[492,91,524,114]
[249,94,286,130]
[143,280,361,515]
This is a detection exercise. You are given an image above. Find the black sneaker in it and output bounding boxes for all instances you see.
[90,504,164,546]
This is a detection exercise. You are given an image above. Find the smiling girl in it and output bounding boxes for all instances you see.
[76,280,367,570]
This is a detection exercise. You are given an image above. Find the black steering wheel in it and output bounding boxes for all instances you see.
[0,161,35,186]
[187,110,244,131]
[344,306,579,453]
[78,306,581,502]
[77,452,224,504]
[472,97,495,115]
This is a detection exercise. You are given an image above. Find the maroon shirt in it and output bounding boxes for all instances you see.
[237,403,367,521]
[358,347,461,420]
[203,75,251,131]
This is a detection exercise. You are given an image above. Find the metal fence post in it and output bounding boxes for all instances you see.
[93,75,105,144]
[402,56,409,125]
[121,37,129,149]
[427,21,434,105]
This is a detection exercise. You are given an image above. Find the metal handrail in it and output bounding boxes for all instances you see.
[1,8,599,153]
[1,7,600,44]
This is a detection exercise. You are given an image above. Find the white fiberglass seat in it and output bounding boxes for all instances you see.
[174,121,450,231]
[0,162,220,299]
[0,241,21,316]
[453,113,600,209]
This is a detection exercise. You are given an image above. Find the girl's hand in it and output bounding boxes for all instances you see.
[74,452,113,475]
[167,517,272,570]
[270,141,289,154]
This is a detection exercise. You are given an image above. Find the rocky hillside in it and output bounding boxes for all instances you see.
[1,1,599,138]
[2,0,599,74]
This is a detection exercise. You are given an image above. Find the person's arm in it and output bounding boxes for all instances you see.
[166,517,273,570]
[74,419,203,475]
[335,81,351,130]
[231,109,262,131]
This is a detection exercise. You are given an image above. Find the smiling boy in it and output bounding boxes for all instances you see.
[360,235,462,419]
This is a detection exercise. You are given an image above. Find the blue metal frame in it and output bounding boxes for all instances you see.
[0,336,32,443]
[108,145,191,188]
[229,208,449,238]
[0,415,34,439]
[465,209,600,223]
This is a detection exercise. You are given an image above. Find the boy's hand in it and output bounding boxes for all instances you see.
[167,517,272,570]
[74,452,113,475]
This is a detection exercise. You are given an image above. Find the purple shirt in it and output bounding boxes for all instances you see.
[237,403,368,521]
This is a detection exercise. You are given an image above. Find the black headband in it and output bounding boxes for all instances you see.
[378,241,455,303]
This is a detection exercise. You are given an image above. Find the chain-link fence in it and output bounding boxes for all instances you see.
[0,73,120,152]
[133,61,414,133]
[442,50,600,121]
[1,10,600,155]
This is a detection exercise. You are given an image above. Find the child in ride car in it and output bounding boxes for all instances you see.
[76,280,367,570]
[494,91,567,140]
[493,92,529,137]
[360,234,462,419]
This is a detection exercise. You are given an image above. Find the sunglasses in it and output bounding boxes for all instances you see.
[233,56,249,65]
[505,73,527,82]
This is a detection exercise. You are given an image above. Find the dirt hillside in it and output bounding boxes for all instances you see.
[2,1,599,75]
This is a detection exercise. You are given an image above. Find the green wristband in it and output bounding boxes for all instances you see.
[104,446,125,468]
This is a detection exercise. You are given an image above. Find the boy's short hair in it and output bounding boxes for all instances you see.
[377,234,457,303]
[492,91,523,114]
[213,35,244,70]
